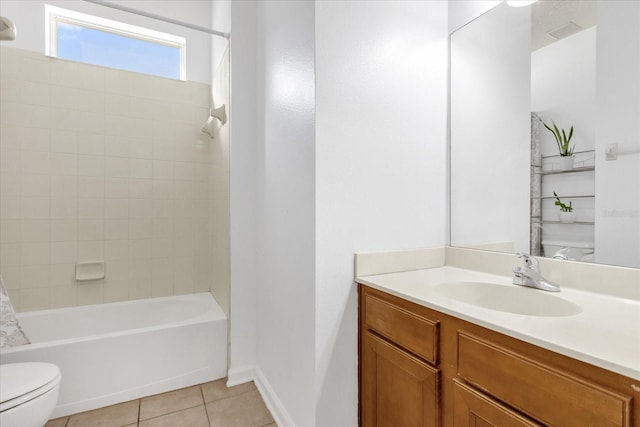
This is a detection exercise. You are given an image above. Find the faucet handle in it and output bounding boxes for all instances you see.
[516,252,540,272]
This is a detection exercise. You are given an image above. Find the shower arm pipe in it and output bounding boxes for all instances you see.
[82,0,230,39]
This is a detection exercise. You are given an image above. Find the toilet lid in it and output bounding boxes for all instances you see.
[0,363,61,405]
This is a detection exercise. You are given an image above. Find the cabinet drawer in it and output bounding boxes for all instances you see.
[457,332,631,427]
[453,379,541,427]
[364,294,438,364]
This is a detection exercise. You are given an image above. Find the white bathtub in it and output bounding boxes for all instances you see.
[0,292,227,418]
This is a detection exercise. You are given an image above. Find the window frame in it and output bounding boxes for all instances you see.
[45,4,186,81]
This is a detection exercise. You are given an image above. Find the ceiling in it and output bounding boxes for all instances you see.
[531,0,597,51]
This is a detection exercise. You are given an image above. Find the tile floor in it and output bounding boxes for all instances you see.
[44,379,275,427]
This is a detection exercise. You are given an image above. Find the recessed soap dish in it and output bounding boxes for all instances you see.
[76,261,105,281]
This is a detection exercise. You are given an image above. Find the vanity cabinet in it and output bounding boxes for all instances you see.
[360,289,441,427]
[358,284,638,427]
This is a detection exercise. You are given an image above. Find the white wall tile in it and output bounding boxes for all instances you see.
[78,198,104,219]
[105,177,129,198]
[20,242,50,265]
[20,219,49,242]
[50,153,78,176]
[50,130,79,154]
[50,198,78,219]
[50,60,80,88]
[78,219,104,241]
[20,198,50,219]
[105,135,130,157]
[77,111,105,133]
[152,199,173,219]
[77,281,103,305]
[79,155,105,177]
[20,150,50,174]
[50,85,80,110]
[50,285,78,308]
[106,156,129,178]
[129,239,152,259]
[78,176,105,198]
[2,197,21,219]
[1,266,20,289]
[1,51,226,310]
[1,219,20,243]
[0,125,20,149]
[77,90,105,114]
[129,219,153,239]
[21,127,50,152]
[20,287,50,311]
[20,265,50,288]
[152,219,173,239]
[50,241,78,264]
[130,158,153,179]
[1,147,21,172]
[129,179,153,199]
[50,108,79,131]
[104,219,129,240]
[50,219,78,242]
[77,240,104,261]
[50,175,78,198]
[0,171,20,197]
[21,173,51,197]
[79,133,105,156]
[50,263,76,287]
[130,137,153,159]
[129,199,153,218]
[104,240,129,260]
[105,199,128,219]
[1,243,20,267]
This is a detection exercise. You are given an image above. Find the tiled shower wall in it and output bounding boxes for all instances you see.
[0,46,229,312]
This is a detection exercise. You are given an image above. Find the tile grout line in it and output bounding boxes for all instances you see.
[200,384,213,427]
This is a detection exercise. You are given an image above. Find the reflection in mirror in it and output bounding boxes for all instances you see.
[450,0,640,268]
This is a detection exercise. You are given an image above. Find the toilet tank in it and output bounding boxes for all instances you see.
[542,240,595,262]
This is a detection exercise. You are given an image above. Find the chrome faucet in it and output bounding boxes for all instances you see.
[512,253,561,292]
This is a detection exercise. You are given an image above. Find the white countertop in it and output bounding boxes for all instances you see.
[357,266,640,380]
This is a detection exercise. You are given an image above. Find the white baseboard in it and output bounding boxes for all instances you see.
[226,365,256,387]
[254,367,295,427]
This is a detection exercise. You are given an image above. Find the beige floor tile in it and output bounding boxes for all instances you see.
[206,390,274,427]
[201,378,257,403]
[139,385,203,420]
[67,400,139,427]
[45,417,68,427]
[139,405,209,427]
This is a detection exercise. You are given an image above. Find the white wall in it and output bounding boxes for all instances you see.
[0,0,212,83]
[254,2,316,425]
[449,0,502,34]
[595,0,640,267]
[450,3,531,252]
[315,1,448,425]
[228,0,258,384]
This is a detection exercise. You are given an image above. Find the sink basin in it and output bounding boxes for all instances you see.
[434,282,582,317]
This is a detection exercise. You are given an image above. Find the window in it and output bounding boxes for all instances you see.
[45,5,186,80]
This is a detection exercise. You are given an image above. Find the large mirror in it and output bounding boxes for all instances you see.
[450,0,640,268]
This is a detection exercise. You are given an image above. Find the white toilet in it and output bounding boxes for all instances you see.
[542,240,595,262]
[0,363,62,427]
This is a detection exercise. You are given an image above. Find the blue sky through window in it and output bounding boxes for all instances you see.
[57,22,181,80]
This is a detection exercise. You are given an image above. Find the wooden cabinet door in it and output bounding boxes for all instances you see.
[453,380,542,427]
[361,332,439,427]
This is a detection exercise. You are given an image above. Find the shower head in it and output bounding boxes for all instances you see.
[0,17,16,41]
[201,104,227,138]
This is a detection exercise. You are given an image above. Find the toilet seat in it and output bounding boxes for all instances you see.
[0,363,62,412]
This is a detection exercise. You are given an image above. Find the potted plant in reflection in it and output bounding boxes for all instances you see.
[543,120,574,170]
[554,192,576,223]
